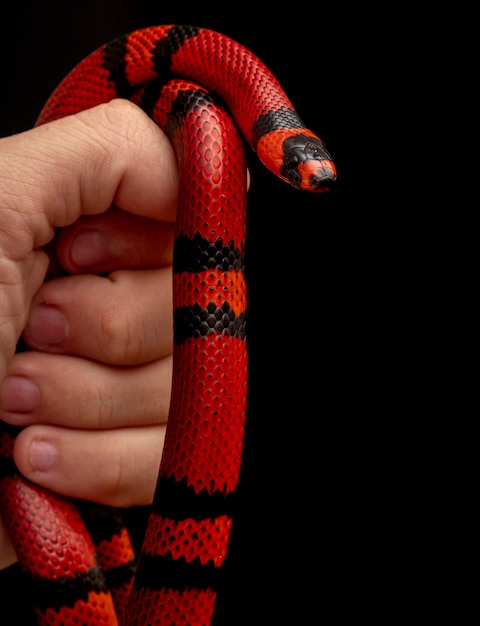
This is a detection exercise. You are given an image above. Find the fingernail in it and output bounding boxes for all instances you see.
[70,230,110,267]
[25,305,67,346]
[28,440,57,472]
[1,376,40,413]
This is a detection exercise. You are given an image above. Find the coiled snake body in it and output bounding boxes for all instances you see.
[0,24,336,625]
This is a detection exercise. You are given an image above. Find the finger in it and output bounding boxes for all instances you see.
[13,423,164,507]
[1,351,172,429]
[0,98,178,252]
[21,267,173,363]
[53,206,175,275]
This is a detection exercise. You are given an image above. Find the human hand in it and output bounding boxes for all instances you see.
[0,98,178,567]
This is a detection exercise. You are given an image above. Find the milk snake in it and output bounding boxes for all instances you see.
[0,24,336,625]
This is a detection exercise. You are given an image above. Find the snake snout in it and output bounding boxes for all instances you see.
[310,165,337,191]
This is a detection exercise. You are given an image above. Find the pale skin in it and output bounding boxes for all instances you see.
[0,99,182,569]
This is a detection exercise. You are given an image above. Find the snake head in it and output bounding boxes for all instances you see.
[280,133,337,192]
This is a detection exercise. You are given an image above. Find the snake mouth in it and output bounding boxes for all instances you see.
[310,165,337,191]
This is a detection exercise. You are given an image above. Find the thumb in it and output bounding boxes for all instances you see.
[0,98,178,381]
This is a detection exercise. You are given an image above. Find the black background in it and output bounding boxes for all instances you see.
[0,3,389,624]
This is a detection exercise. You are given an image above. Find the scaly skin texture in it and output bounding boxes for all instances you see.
[0,24,336,625]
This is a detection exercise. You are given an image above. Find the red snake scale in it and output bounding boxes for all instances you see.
[0,24,336,625]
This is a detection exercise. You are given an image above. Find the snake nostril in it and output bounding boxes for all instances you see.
[311,173,336,191]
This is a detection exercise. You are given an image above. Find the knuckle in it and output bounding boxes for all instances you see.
[98,305,143,365]
[99,99,164,152]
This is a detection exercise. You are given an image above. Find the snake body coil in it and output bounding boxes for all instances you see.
[0,24,336,625]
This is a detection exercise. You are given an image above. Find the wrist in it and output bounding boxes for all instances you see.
[0,515,18,569]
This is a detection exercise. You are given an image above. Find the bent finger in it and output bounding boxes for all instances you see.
[53,207,175,275]
[1,351,172,429]
[13,424,164,507]
[22,267,173,364]
[1,99,178,248]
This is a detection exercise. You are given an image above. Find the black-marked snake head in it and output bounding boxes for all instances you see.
[281,133,337,191]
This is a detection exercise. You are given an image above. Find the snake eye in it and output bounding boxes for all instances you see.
[305,141,323,159]
[305,138,333,162]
